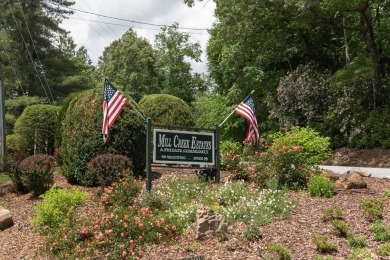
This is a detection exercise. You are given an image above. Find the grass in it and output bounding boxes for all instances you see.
[0,172,11,183]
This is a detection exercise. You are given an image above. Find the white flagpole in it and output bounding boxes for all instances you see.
[219,89,255,128]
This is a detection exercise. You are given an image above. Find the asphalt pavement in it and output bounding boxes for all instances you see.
[318,165,390,179]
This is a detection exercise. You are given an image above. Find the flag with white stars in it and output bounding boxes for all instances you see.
[102,79,128,143]
[234,94,259,144]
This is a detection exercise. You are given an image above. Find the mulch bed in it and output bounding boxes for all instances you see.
[1,168,390,259]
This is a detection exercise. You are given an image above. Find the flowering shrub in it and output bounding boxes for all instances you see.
[307,174,335,198]
[100,176,141,209]
[268,127,331,189]
[19,154,55,196]
[220,140,242,170]
[221,127,331,189]
[86,154,132,187]
[47,178,180,259]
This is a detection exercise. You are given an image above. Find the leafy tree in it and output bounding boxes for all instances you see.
[0,0,92,101]
[271,65,332,130]
[98,29,160,102]
[155,22,205,103]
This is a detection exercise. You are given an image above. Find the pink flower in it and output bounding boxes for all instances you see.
[138,236,142,240]
[119,244,125,249]
[121,232,125,237]
[94,232,104,240]
[138,250,143,256]
[104,229,113,235]
[122,251,127,257]
[81,227,89,236]
[172,225,177,230]
[124,215,129,220]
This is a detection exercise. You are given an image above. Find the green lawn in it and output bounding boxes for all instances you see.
[0,172,11,183]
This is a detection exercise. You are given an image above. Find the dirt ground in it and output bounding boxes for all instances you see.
[1,148,390,259]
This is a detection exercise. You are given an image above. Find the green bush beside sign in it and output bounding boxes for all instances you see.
[153,129,214,165]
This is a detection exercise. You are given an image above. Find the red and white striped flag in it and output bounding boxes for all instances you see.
[234,94,259,144]
[102,79,128,143]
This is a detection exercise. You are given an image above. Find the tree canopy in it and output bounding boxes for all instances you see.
[0,0,94,102]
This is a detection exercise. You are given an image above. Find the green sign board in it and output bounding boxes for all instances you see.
[153,129,214,165]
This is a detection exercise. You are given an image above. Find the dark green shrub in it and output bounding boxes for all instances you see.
[19,154,55,197]
[308,174,335,198]
[86,154,132,187]
[138,94,194,126]
[54,92,82,148]
[61,88,145,185]
[14,104,60,155]
[351,108,390,148]
[31,185,88,235]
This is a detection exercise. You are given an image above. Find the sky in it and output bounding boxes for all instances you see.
[61,0,216,73]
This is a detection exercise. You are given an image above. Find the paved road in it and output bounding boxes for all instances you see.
[318,165,390,179]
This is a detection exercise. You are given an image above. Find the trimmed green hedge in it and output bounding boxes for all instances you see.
[138,94,194,126]
[61,88,145,185]
[14,104,60,155]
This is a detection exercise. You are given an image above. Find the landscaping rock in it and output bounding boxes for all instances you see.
[0,207,14,231]
[196,206,227,239]
[334,172,368,189]
[348,167,371,177]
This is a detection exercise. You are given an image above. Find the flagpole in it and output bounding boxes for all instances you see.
[219,89,255,128]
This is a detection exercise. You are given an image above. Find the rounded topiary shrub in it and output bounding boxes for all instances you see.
[19,154,55,197]
[138,94,194,126]
[86,154,132,187]
[61,88,145,186]
[14,104,60,155]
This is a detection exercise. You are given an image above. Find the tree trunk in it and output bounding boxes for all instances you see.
[360,3,382,108]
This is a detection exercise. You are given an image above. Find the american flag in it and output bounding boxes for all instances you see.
[102,79,128,143]
[234,94,259,144]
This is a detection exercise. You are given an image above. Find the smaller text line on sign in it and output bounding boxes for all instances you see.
[153,129,215,165]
